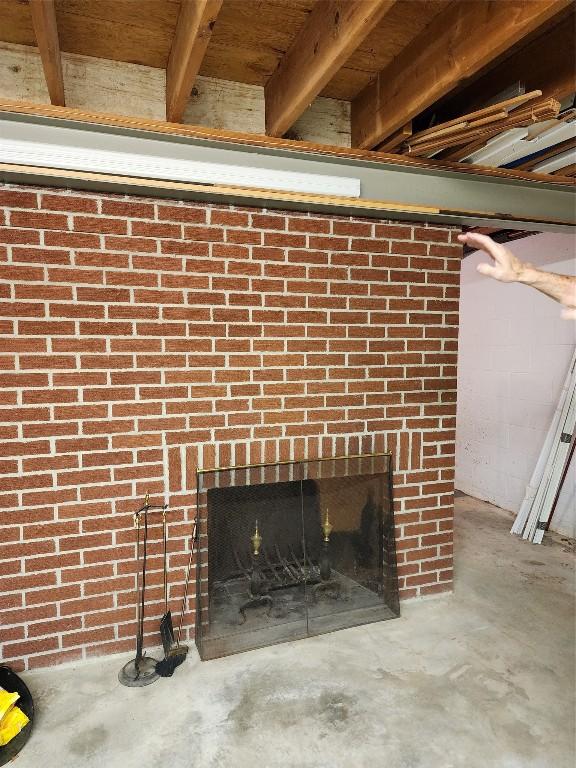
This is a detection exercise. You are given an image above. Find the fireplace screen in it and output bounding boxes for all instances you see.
[195,453,399,659]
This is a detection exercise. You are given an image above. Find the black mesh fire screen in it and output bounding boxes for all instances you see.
[195,453,399,660]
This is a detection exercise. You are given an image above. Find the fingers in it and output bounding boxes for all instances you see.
[476,263,498,278]
[458,232,501,259]
[561,307,576,320]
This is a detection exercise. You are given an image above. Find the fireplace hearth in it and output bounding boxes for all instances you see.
[195,453,399,659]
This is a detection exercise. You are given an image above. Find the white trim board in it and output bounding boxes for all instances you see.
[0,120,361,198]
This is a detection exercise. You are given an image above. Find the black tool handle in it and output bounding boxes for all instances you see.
[135,510,149,670]
[175,520,198,646]
[162,506,169,613]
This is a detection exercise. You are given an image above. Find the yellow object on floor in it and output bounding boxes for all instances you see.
[0,705,30,746]
[0,687,30,747]
[0,688,19,721]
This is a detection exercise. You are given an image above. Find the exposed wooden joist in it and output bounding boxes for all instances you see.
[265,0,396,138]
[166,0,223,123]
[437,11,576,123]
[29,0,65,106]
[351,0,572,149]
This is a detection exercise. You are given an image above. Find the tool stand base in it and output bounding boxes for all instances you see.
[118,656,160,687]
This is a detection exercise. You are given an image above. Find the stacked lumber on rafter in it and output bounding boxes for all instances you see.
[506,137,576,170]
[441,111,576,164]
[531,145,576,175]
[405,90,539,143]
[400,91,563,157]
[436,115,571,169]
[516,137,576,170]
[441,138,494,163]
[552,163,576,177]
[374,122,412,153]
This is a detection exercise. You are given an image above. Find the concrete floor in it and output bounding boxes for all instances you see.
[10,495,576,768]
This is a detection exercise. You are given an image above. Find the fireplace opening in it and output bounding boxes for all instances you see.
[195,453,399,660]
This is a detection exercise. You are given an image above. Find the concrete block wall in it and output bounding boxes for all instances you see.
[0,183,461,669]
[456,233,575,536]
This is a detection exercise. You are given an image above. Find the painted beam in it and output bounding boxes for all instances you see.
[166,0,223,123]
[0,111,573,233]
[2,99,572,188]
[29,0,65,106]
[265,0,395,138]
[351,0,572,149]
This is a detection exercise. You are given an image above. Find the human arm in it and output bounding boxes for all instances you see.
[457,232,576,318]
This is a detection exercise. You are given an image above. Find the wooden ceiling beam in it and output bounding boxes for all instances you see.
[265,0,396,138]
[166,0,223,123]
[29,0,65,107]
[435,11,576,124]
[351,0,572,150]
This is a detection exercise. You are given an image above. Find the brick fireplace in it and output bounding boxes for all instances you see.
[0,183,460,670]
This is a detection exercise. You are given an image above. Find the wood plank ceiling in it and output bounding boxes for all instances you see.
[0,0,574,178]
[0,0,450,96]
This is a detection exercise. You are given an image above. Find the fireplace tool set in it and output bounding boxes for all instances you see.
[118,494,197,687]
[230,508,342,624]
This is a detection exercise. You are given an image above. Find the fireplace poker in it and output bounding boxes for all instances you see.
[118,502,160,687]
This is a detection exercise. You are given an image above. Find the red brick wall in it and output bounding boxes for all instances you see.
[0,183,461,670]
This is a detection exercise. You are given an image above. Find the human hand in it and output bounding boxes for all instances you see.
[458,231,576,320]
[457,232,526,283]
